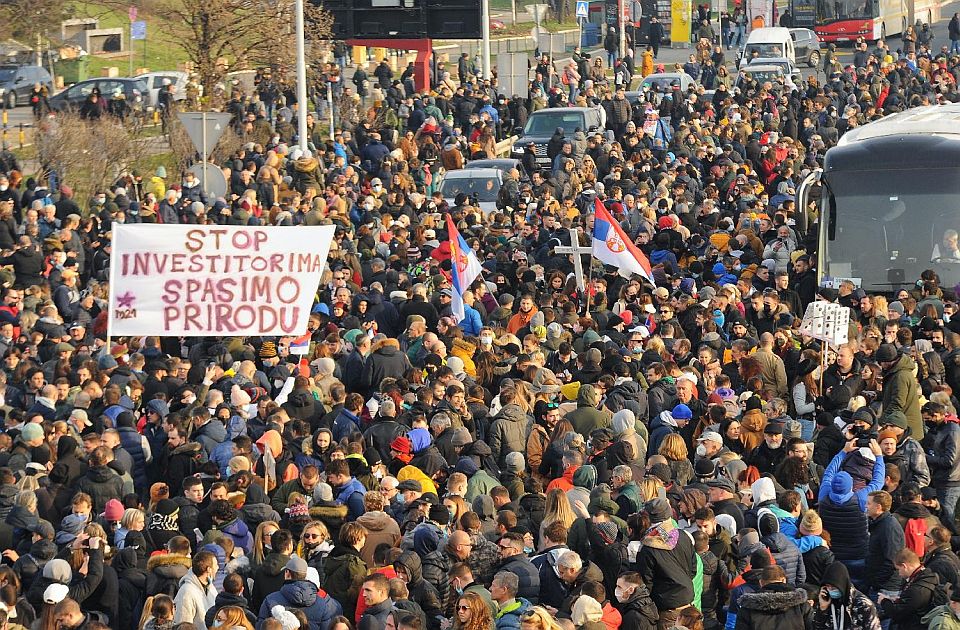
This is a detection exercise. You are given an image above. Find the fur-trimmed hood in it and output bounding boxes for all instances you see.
[738,585,808,612]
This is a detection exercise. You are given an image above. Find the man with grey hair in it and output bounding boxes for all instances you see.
[612,464,643,518]
[490,570,532,624]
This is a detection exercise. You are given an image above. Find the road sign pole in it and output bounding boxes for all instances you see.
[295,0,309,152]
[482,0,492,79]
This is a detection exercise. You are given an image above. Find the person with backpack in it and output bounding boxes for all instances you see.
[878,548,945,630]
[893,483,941,557]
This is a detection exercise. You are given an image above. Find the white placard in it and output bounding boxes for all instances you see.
[108,225,335,337]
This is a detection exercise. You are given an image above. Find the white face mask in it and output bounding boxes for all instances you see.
[696,444,707,458]
[480,335,493,346]
[0,186,7,192]
[615,587,630,602]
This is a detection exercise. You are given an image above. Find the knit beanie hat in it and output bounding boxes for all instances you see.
[505,451,525,473]
[799,509,823,536]
[104,499,124,522]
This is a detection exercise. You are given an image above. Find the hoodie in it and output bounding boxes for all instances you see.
[395,551,443,628]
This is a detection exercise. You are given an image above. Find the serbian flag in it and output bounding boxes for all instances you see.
[446,215,483,323]
[289,332,312,356]
[592,198,655,283]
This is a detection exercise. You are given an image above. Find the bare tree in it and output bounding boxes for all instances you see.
[0,0,72,56]
[35,114,142,203]
[159,0,333,95]
[166,116,245,177]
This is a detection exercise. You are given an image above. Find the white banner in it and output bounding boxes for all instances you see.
[108,225,335,337]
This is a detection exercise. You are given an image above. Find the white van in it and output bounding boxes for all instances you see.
[737,27,796,69]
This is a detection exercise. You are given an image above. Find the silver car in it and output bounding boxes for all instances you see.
[438,168,503,215]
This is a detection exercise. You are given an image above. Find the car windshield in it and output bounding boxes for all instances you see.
[524,111,587,136]
[440,176,501,202]
[825,168,960,291]
[742,69,784,83]
[641,77,683,91]
[744,43,786,58]
[818,0,877,21]
[0,69,16,82]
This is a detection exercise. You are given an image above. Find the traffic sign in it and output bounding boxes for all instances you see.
[188,162,228,200]
[576,1,589,18]
[177,112,232,158]
[131,21,147,40]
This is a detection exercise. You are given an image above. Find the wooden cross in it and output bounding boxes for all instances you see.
[554,228,592,291]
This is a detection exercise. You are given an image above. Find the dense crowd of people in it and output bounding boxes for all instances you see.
[3,22,960,630]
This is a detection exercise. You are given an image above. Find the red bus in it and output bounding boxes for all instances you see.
[813,0,940,43]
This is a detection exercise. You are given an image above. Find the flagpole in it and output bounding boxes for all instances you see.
[585,211,596,317]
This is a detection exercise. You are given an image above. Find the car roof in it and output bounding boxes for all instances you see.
[741,64,785,71]
[443,168,501,178]
[465,159,518,167]
[747,26,792,40]
[749,57,792,64]
[530,106,595,114]
[135,71,188,79]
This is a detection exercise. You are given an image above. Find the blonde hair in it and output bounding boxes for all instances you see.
[121,508,145,530]
[541,488,576,533]
[252,520,280,566]
[518,606,565,630]
[659,433,689,462]
[639,477,664,501]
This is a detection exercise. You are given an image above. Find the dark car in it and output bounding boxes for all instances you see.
[464,158,529,182]
[789,28,822,67]
[0,65,53,108]
[47,77,151,113]
[510,107,603,167]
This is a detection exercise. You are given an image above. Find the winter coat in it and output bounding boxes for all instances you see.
[356,510,401,567]
[802,545,836,589]
[812,588,881,630]
[866,511,905,593]
[77,466,124,512]
[619,584,659,630]
[192,419,227,457]
[647,379,678,419]
[762,530,807,586]
[204,591,257,628]
[173,571,217,628]
[881,354,924,439]
[925,420,960,486]
[358,598,394,630]
[322,545,367,620]
[735,583,813,630]
[362,341,412,397]
[531,545,571,609]
[257,579,343,630]
[879,567,940,630]
[923,605,960,630]
[394,551,443,630]
[605,380,649,422]
[926,546,960,593]
[488,403,530,468]
[637,520,697,611]
[494,553,541,604]
[495,597,532,630]
[146,553,192,596]
[251,552,290,612]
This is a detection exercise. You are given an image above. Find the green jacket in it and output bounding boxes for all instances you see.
[321,545,367,620]
[881,354,924,440]
[923,605,960,630]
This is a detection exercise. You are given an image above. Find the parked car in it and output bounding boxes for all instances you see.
[734,64,788,91]
[135,70,188,104]
[637,71,697,93]
[789,28,822,67]
[0,64,53,108]
[438,168,503,215]
[510,107,604,167]
[47,77,151,113]
[464,158,528,181]
[737,26,797,68]
[745,57,802,85]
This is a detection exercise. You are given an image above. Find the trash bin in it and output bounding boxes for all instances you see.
[57,57,90,85]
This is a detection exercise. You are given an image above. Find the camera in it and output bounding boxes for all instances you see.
[850,425,878,448]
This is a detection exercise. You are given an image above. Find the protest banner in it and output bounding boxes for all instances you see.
[108,225,335,336]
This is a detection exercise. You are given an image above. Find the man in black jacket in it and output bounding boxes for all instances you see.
[866,490,906,599]
[879,548,941,630]
[637,498,696,629]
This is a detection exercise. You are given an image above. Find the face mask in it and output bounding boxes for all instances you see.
[0,186,7,192]
[273,379,285,389]
[363,203,373,211]
[696,444,707,458]
[827,587,843,600]
[225,466,232,477]
[97,197,106,204]
[184,180,197,188]
[213,620,224,628]
[480,335,493,346]
[615,587,630,602]
[396,493,406,505]
[176,192,183,201]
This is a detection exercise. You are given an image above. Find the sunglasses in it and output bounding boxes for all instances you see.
[457,605,470,611]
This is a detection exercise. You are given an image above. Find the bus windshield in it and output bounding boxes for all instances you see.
[817,0,878,22]
[824,168,960,291]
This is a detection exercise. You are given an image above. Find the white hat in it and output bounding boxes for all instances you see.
[43,583,69,605]
[697,431,724,445]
